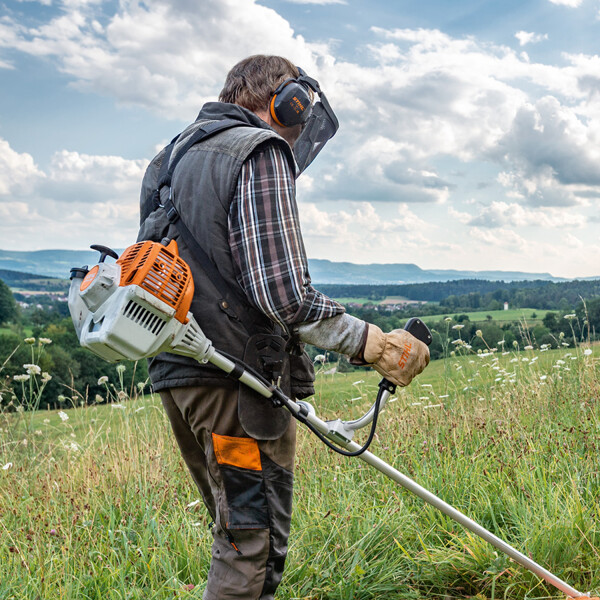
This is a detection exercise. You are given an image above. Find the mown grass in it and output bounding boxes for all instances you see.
[1,343,599,600]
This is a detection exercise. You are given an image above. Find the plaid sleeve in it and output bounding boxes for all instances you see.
[228,144,344,331]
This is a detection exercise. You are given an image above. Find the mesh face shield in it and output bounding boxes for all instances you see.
[293,71,339,174]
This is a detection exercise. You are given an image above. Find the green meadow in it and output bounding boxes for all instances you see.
[1,341,599,599]
[424,309,542,324]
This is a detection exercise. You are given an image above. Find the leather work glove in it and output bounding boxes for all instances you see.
[362,324,430,387]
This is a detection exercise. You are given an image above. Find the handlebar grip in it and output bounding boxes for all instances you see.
[403,317,433,346]
[379,317,432,392]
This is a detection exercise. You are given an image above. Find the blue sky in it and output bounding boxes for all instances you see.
[1,0,599,278]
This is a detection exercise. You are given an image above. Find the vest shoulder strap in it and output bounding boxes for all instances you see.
[155,119,269,337]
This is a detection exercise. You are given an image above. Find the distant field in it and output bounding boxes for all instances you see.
[334,296,545,324]
[424,308,543,323]
[334,295,421,305]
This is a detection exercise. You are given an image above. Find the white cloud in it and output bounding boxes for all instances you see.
[515,31,548,46]
[450,201,586,229]
[298,200,435,262]
[0,0,328,119]
[284,0,346,3]
[0,139,147,250]
[47,150,147,201]
[0,138,45,196]
[548,0,583,6]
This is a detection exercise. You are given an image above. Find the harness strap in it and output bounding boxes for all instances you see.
[155,119,270,337]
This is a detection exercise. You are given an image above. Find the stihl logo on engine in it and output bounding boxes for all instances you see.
[397,343,412,370]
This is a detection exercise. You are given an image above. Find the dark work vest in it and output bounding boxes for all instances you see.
[137,103,315,399]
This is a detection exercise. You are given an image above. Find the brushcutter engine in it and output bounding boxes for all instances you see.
[68,240,212,364]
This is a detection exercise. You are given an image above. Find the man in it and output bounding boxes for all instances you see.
[137,55,429,599]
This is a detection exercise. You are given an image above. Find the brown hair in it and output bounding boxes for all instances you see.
[219,55,299,112]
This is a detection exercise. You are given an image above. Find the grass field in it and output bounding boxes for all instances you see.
[1,342,599,599]
[424,309,543,324]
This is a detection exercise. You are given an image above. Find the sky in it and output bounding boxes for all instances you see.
[1,0,600,278]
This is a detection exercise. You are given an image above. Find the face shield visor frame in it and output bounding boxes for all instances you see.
[292,70,339,174]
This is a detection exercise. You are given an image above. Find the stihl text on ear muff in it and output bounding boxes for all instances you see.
[269,68,313,128]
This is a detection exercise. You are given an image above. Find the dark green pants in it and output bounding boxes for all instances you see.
[160,386,296,599]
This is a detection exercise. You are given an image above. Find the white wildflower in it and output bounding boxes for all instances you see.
[23,364,41,375]
[475,329,483,337]
[111,403,126,409]
[2,463,13,470]
[452,324,464,330]
[444,317,452,322]
[313,354,326,364]
[41,372,52,383]
[24,337,35,345]
[58,411,69,422]
[584,348,592,356]
[524,345,533,351]
[97,376,109,385]
[116,364,126,374]
[564,314,576,320]
[95,395,104,403]
[39,338,52,345]
[13,374,30,382]
[187,499,201,508]
[497,340,505,346]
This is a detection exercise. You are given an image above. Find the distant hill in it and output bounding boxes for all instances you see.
[0,268,68,292]
[0,249,586,284]
[307,259,566,284]
[0,249,106,280]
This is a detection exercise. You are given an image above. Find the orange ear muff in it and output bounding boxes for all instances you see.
[270,93,286,127]
[270,78,312,128]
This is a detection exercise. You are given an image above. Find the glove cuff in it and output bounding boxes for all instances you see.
[362,324,386,364]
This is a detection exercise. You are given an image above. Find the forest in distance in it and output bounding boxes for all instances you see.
[1,272,600,411]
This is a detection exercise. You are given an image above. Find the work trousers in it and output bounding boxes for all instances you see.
[159,386,296,599]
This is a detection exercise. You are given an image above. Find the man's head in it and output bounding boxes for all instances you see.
[219,55,306,147]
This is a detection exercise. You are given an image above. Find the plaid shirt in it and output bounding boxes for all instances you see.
[228,144,344,331]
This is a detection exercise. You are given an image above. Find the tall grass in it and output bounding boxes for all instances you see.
[1,343,599,599]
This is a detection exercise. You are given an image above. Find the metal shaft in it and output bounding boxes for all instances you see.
[206,350,584,598]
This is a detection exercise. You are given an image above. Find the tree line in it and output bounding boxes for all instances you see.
[1,275,599,408]
[319,278,600,310]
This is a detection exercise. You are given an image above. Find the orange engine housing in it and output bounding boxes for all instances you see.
[117,239,194,324]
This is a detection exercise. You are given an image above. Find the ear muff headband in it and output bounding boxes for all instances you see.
[270,77,313,128]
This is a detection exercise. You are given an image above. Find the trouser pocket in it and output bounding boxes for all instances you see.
[212,433,269,529]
